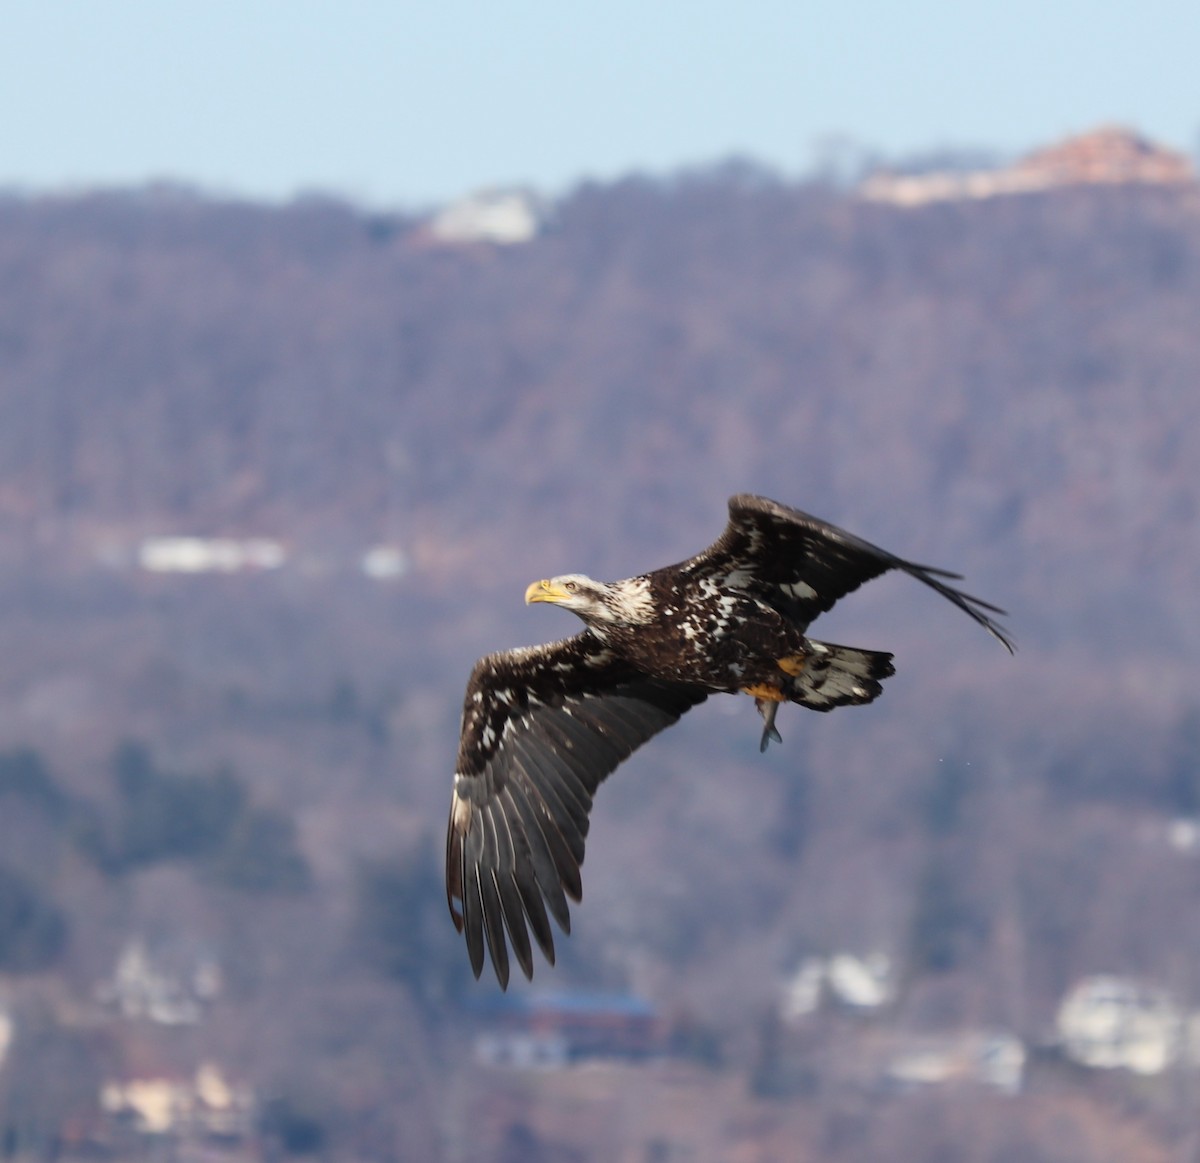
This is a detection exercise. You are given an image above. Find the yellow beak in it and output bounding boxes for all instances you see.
[525,579,570,604]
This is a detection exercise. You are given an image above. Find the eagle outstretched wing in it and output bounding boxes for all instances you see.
[446,632,708,987]
[681,494,1015,652]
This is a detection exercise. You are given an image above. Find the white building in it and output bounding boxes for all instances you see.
[427,190,542,245]
[138,536,286,573]
[782,951,894,1019]
[1057,975,1183,1075]
[360,544,409,580]
[101,1063,254,1137]
[886,1032,1026,1096]
[96,938,222,1026]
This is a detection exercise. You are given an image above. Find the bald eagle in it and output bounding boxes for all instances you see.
[446,495,1012,987]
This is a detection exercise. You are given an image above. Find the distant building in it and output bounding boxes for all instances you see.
[861,126,1195,207]
[1056,975,1184,1075]
[100,1063,254,1138]
[426,190,543,245]
[96,937,222,1026]
[473,991,667,1066]
[475,1030,569,1070]
[1019,126,1194,187]
[782,951,894,1019]
[884,1031,1026,1096]
[773,954,1022,1096]
[1166,817,1200,852]
[138,536,286,573]
[756,1016,1026,1099]
[360,544,409,580]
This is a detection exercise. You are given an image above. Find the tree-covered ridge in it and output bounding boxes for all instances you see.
[0,169,1195,1158]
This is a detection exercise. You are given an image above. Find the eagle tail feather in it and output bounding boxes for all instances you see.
[787,642,896,713]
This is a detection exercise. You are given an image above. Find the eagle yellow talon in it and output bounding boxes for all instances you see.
[777,654,806,676]
[742,682,786,701]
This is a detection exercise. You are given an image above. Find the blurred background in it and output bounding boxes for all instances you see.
[1,3,1199,1160]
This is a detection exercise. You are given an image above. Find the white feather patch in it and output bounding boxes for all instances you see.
[782,580,819,600]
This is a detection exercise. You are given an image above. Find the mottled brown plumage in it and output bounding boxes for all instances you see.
[446,495,1013,986]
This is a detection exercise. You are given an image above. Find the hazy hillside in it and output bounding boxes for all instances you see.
[0,164,1198,1160]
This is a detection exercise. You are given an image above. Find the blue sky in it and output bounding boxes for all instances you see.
[3,0,1198,208]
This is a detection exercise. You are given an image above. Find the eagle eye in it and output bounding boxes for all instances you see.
[564,580,578,593]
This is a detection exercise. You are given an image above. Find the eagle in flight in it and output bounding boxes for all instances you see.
[446,495,1012,987]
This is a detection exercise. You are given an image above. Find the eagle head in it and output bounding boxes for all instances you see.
[525,574,652,628]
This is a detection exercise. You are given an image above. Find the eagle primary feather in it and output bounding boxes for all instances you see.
[446,495,1012,986]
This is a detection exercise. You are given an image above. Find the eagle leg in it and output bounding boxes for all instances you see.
[755,697,783,752]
